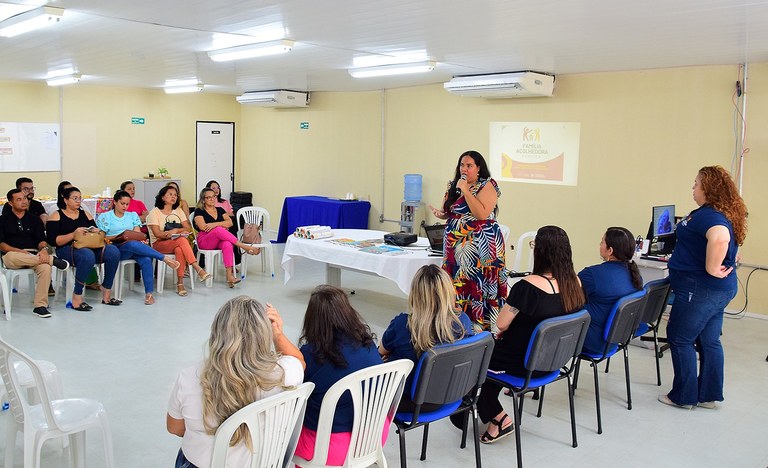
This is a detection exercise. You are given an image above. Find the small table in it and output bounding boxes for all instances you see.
[281,229,442,295]
[275,196,371,243]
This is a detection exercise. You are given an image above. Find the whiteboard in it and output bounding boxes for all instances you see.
[0,122,61,172]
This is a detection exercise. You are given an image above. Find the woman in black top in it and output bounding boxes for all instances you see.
[46,187,121,310]
[476,225,585,444]
[192,188,259,287]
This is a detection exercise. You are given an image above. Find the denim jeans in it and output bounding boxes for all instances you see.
[174,449,198,468]
[56,244,120,295]
[666,275,736,406]
[116,240,164,294]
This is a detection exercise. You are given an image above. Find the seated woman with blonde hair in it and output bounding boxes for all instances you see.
[167,295,305,468]
[379,263,474,411]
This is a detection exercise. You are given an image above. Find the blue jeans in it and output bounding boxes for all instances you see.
[666,275,736,406]
[174,449,198,468]
[116,241,164,294]
[56,244,120,295]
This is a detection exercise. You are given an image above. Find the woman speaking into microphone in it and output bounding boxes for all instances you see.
[430,150,507,333]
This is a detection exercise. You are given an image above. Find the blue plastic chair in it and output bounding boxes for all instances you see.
[573,289,647,434]
[393,332,494,468]
[635,278,672,386]
[487,310,591,468]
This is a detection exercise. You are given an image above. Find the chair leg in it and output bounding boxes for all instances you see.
[592,362,603,434]
[397,427,408,468]
[573,359,581,390]
[419,424,429,461]
[536,386,546,417]
[605,356,611,373]
[70,431,87,468]
[623,347,632,410]
[471,407,482,468]
[460,409,469,449]
[4,418,16,468]
[511,392,524,468]
[567,376,578,448]
[653,329,662,386]
[100,412,116,468]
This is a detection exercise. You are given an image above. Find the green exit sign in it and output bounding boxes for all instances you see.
[300,122,309,130]
[131,117,145,125]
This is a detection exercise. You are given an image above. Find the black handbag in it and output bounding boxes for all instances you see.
[164,214,184,231]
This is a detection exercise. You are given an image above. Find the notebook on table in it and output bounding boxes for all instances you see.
[423,224,446,255]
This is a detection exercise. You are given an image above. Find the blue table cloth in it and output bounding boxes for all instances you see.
[275,196,371,243]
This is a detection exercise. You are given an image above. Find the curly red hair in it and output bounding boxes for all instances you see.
[698,166,748,245]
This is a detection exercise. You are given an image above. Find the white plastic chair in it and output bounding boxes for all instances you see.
[189,212,223,287]
[0,257,36,320]
[498,224,511,248]
[0,337,114,468]
[293,359,413,468]
[155,254,195,294]
[235,206,275,279]
[113,259,138,301]
[210,382,314,468]
[511,230,537,274]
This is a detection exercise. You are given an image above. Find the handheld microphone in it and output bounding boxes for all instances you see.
[456,174,466,194]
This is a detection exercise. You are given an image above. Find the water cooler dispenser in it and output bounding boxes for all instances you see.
[400,174,426,233]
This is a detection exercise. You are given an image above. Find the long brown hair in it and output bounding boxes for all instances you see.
[698,166,748,245]
[531,225,585,313]
[299,285,375,367]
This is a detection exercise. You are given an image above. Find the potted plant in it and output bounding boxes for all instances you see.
[157,167,169,178]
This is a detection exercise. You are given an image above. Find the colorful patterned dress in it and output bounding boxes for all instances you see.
[442,178,508,332]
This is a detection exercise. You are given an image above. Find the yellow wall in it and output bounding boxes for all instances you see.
[1,64,766,314]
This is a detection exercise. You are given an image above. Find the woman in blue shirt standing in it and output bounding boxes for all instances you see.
[660,166,747,409]
[578,227,643,354]
[97,190,180,305]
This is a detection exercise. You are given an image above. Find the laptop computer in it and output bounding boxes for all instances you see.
[423,224,446,255]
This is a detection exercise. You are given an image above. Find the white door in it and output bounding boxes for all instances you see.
[196,121,235,199]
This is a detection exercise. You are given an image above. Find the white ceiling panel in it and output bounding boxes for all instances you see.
[1,0,767,93]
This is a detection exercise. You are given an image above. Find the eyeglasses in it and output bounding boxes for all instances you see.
[204,195,217,200]
[529,240,536,249]
[69,196,82,201]
[21,186,35,192]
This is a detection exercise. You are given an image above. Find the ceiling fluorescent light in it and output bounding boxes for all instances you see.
[208,39,294,62]
[349,61,436,78]
[46,73,81,86]
[164,83,204,94]
[0,6,64,38]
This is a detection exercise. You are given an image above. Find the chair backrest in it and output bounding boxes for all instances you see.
[210,382,314,468]
[0,337,57,429]
[524,309,591,374]
[409,332,494,414]
[236,206,271,236]
[640,279,671,326]
[603,289,647,346]
[308,359,413,467]
[511,230,536,273]
[498,224,511,247]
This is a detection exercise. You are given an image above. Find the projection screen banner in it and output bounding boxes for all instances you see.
[490,122,580,186]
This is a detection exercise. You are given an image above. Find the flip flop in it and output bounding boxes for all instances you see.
[480,414,514,444]
[101,298,123,306]
[72,302,93,311]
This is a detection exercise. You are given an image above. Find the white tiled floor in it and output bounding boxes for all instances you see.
[1,245,767,467]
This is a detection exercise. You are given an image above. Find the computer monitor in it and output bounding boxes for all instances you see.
[652,205,675,237]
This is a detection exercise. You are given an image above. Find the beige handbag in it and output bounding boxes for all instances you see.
[73,229,106,249]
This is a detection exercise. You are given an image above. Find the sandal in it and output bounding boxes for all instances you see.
[144,293,155,305]
[101,298,123,306]
[480,414,514,444]
[164,257,181,270]
[198,270,212,282]
[176,283,188,296]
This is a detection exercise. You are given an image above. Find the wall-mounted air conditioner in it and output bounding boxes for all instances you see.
[443,72,555,98]
[236,89,310,107]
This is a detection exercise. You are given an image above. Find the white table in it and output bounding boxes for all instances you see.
[636,256,669,282]
[281,229,442,295]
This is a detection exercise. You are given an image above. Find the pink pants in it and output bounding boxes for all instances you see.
[196,227,237,267]
[294,419,391,467]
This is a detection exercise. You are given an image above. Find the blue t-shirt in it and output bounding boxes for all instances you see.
[578,261,640,354]
[668,205,738,291]
[381,311,474,392]
[96,210,142,236]
[300,337,382,432]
